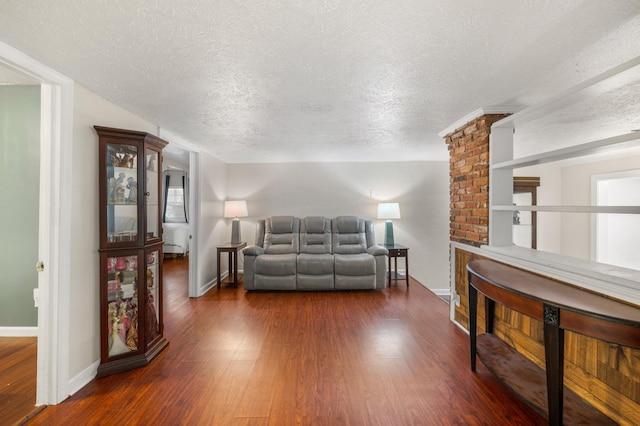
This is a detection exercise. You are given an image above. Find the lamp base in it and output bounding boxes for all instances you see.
[231,219,241,244]
[384,221,395,246]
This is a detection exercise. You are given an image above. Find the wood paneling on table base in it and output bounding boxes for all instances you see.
[477,333,615,425]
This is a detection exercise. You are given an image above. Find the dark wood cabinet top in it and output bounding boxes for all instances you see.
[468,259,640,324]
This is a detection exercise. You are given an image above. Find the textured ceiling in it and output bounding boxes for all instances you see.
[1,1,639,163]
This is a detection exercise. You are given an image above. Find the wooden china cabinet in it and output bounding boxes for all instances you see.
[95,126,169,377]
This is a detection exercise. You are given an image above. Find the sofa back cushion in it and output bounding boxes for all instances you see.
[300,217,331,254]
[264,216,300,254]
[254,219,266,247]
[332,216,367,254]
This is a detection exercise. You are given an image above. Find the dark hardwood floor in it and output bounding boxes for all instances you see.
[25,257,546,425]
[0,336,41,425]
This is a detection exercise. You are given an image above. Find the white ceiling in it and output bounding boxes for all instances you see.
[1,0,640,163]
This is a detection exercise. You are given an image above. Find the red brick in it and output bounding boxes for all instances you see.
[463,123,478,135]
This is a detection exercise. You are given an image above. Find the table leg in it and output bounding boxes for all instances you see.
[394,256,398,283]
[217,249,222,290]
[232,250,238,287]
[468,273,478,372]
[228,251,233,286]
[405,253,409,286]
[543,305,564,426]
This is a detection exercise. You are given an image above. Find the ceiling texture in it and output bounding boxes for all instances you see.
[1,0,639,163]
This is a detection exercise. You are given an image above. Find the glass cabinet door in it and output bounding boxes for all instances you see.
[105,253,140,357]
[106,143,139,243]
[144,247,161,343]
[145,147,161,243]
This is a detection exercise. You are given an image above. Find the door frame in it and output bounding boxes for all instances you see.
[0,40,74,405]
[157,128,201,297]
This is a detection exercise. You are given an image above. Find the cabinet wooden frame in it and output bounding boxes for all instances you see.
[95,126,169,377]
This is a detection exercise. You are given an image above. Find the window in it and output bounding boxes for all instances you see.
[165,187,187,223]
[163,170,188,223]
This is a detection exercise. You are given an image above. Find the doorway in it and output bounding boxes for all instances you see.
[0,84,40,329]
[1,40,74,406]
[162,145,193,295]
[594,170,640,270]
[0,75,41,424]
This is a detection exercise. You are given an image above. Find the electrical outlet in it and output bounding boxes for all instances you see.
[454,293,461,307]
[370,189,376,198]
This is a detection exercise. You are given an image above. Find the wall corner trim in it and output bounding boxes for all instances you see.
[438,106,522,138]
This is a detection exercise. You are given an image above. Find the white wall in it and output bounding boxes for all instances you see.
[196,152,228,290]
[163,156,188,172]
[226,161,450,290]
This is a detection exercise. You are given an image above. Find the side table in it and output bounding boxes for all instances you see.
[217,242,247,289]
[383,244,409,287]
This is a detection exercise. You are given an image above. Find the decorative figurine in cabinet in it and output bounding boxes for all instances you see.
[95,126,168,377]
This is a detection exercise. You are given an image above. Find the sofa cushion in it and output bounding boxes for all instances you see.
[332,216,367,254]
[271,215,296,233]
[255,253,297,276]
[296,274,334,290]
[300,217,331,254]
[264,216,300,254]
[297,253,334,275]
[255,274,297,291]
[334,253,375,276]
[334,215,360,233]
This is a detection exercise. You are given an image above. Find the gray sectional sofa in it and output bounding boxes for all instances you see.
[242,215,389,290]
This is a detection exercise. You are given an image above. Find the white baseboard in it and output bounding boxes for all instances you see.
[200,277,216,295]
[0,326,38,337]
[202,269,244,296]
[68,359,99,396]
[431,288,450,297]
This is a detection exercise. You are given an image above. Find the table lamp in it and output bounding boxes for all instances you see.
[224,200,248,244]
[377,202,401,246]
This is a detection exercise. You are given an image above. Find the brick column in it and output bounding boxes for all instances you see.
[444,114,509,247]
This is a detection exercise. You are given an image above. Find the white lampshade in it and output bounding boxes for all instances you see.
[224,200,248,218]
[377,202,401,219]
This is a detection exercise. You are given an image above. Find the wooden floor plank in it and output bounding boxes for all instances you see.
[25,256,547,425]
[0,336,37,426]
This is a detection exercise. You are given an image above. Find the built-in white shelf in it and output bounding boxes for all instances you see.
[492,132,640,170]
[487,53,640,301]
[494,205,640,214]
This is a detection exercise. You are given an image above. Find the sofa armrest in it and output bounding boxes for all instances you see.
[368,244,388,256]
[243,245,265,256]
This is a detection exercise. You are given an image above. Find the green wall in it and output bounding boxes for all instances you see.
[0,85,40,327]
